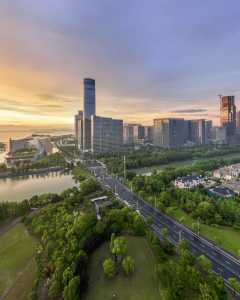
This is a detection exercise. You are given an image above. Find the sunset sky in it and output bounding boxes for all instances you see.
[1,0,240,128]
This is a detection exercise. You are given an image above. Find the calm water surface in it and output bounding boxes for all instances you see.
[0,172,76,202]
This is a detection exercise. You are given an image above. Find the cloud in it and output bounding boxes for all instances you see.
[36,93,75,103]
[171,109,208,114]
[0,97,66,115]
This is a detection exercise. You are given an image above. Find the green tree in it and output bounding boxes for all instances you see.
[197,255,212,275]
[161,227,169,240]
[146,216,153,226]
[110,236,127,262]
[228,277,240,293]
[103,258,117,278]
[122,256,135,276]
[63,276,80,300]
[199,282,218,300]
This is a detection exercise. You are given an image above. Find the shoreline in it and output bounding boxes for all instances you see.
[0,166,70,179]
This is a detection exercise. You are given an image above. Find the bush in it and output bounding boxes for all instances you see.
[103,258,117,278]
[122,256,135,276]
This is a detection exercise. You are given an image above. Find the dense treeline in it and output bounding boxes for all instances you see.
[26,180,148,299]
[102,145,240,173]
[0,193,63,223]
[0,200,30,222]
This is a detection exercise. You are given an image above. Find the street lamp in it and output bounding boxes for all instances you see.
[197,218,200,236]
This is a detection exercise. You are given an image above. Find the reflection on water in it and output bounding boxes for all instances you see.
[0,171,76,202]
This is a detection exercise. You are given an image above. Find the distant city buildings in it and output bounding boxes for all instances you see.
[74,81,240,151]
[123,123,153,145]
[153,118,185,148]
[74,79,123,154]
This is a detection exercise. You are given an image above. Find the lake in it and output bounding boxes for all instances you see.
[0,171,76,202]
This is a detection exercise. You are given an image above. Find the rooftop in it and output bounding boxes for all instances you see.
[209,186,235,198]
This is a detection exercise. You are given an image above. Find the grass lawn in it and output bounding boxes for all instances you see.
[5,259,37,300]
[0,223,37,299]
[84,236,162,300]
[169,207,240,256]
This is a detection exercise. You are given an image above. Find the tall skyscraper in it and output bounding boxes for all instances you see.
[83,78,96,118]
[83,78,96,150]
[153,118,185,148]
[74,78,123,154]
[220,96,236,138]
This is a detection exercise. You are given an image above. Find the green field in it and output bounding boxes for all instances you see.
[84,236,161,300]
[169,207,240,256]
[0,223,37,299]
[134,152,240,174]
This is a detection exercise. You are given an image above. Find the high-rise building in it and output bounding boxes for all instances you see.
[144,126,154,143]
[132,124,145,143]
[212,127,227,144]
[153,118,185,148]
[194,119,206,144]
[83,78,96,150]
[123,123,145,144]
[91,116,123,153]
[83,78,96,118]
[220,96,236,138]
[184,119,211,145]
[123,124,134,144]
[74,111,83,150]
[205,120,213,144]
[237,111,240,128]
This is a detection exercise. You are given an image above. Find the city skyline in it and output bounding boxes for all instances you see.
[1,1,240,128]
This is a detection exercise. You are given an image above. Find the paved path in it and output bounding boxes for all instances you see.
[0,217,22,236]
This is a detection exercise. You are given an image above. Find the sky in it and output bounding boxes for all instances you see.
[1,0,240,129]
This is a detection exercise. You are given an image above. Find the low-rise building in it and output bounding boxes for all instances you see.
[91,196,113,220]
[6,136,53,166]
[213,163,240,181]
[174,175,205,189]
[208,186,235,198]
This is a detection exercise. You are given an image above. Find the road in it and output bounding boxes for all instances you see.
[88,162,240,299]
